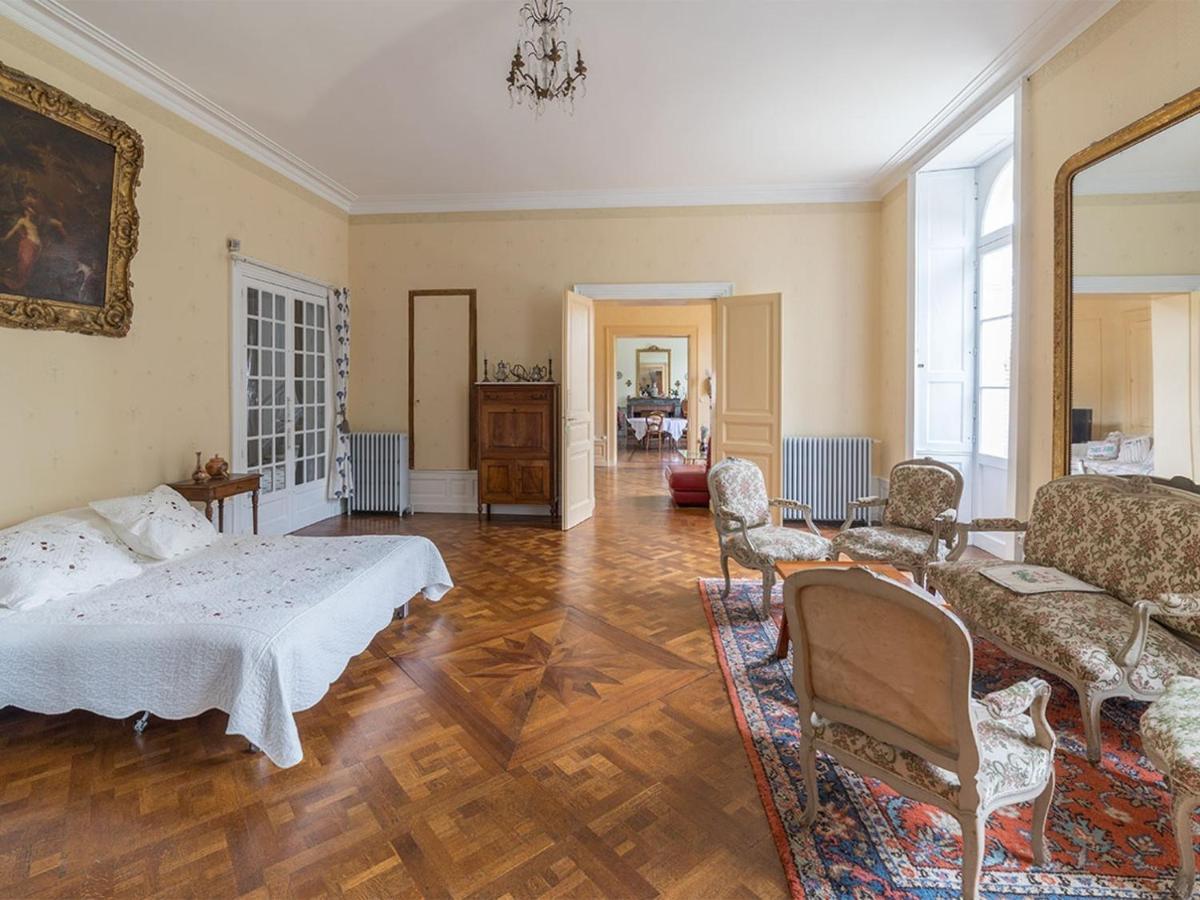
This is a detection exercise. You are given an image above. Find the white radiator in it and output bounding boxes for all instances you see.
[782,436,872,523]
[349,432,411,516]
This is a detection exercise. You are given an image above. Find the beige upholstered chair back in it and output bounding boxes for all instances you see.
[883,458,964,533]
[1023,475,1200,639]
[708,457,770,529]
[785,568,980,778]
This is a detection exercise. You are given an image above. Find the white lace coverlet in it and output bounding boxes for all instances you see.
[0,534,452,767]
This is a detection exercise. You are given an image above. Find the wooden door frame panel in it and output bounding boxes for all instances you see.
[408,289,478,470]
[602,322,703,466]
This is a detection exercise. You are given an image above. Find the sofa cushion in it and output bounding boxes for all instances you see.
[929,559,1200,695]
[813,700,1052,807]
[832,525,948,570]
[1023,477,1200,641]
[730,525,831,565]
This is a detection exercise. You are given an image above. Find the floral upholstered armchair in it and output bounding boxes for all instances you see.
[784,567,1056,899]
[831,456,965,587]
[707,457,832,617]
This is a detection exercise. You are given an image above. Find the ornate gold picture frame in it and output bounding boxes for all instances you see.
[1052,85,1200,476]
[0,58,142,337]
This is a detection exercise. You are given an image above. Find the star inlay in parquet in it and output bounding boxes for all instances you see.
[396,607,706,767]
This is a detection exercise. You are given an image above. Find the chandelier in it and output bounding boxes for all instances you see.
[507,0,587,114]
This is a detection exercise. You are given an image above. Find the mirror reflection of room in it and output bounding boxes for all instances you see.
[1070,112,1200,479]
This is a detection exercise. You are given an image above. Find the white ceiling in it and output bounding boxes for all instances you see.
[1075,111,1200,196]
[20,0,1114,212]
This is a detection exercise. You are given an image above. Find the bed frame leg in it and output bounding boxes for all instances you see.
[394,602,410,620]
[133,711,150,734]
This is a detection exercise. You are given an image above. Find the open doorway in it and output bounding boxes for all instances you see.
[612,336,693,464]
[912,92,1017,555]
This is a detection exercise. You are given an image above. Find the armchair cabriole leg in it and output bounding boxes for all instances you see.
[720,553,732,598]
[761,568,775,618]
[1172,793,1198,899]
[132,711,150,734]
[1080,690,1104,764]
[959,811,987,900]
[1031,769,1055,866]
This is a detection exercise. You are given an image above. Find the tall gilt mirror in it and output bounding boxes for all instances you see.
[1055,86,1200,481]
[636,345,670,397]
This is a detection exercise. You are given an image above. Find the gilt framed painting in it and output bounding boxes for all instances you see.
[0,59,142,337]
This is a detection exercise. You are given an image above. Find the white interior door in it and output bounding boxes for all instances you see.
[561,290,595,530]
[914,168,975,518]
[713,292,782,516]
[230,264,339,535]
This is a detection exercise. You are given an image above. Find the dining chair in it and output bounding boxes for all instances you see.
[644,412,666,453]
[784,567,1057,899]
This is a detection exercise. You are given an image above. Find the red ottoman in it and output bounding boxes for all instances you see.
[665,444,711,507]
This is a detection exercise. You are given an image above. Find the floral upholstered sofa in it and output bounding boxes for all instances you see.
[928,475,1200,763]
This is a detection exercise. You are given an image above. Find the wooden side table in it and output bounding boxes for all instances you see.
[772,560,910,660]
[168,473,262,534]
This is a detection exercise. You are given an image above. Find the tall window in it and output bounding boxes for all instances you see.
[977,155,1013,459]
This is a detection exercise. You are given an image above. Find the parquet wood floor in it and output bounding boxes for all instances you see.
[0,449,790,898]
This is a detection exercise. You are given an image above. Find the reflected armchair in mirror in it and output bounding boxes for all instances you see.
[1055,86,1200,483]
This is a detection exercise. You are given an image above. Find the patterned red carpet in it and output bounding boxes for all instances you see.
[700,577,1186,898]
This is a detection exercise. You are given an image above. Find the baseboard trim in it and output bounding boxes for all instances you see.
[410,469,477,514]
[409,469,555,516]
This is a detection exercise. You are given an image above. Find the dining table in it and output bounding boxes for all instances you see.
[627,416,687,445]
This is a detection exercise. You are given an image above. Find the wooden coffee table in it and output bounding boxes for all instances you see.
[772,560,910,659]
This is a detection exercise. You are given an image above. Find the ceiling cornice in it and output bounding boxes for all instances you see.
[872,0,1119,196]
[0,0,358,210]
[0,0,1118,215]
[349,183,878,215]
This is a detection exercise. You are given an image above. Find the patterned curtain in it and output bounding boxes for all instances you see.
[327,287,354,500]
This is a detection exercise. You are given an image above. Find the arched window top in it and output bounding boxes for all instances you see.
[981,157,1014,235]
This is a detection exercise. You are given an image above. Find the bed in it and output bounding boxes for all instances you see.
[0,509,452,767]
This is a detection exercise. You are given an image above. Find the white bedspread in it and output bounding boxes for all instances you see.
[0,534,452,767]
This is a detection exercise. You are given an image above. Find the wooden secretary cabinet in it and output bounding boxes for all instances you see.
[474,382,559,518]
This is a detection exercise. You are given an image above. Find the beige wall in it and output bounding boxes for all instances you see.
[1020,0,1200,512]
[349,203,881,451]
[0,20,349,528]
[1074,192,1200,275]
[875,181,910,474]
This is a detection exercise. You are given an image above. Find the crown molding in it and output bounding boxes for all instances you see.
[348,182,878,215]
[1073,274,1200,293]
[0,0,357,210]
[872,0,1118,196]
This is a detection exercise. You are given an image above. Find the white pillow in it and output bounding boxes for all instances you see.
[1118,434,1153,464]
[90,485,218,560]
[0,519,142,611]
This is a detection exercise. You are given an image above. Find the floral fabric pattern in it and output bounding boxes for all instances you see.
[0,519,141,611]
[883,463,961,533]
[709,458,771,529]
[929,559,1200,694]
[732,525,831,565]
[981,677,1048,719]
[1141,675,1200,795]
[328,286,354,500]
[1022,477,1200,639]
[831,524,946,570]
[812,697,1052,808]
[90,485,217,560]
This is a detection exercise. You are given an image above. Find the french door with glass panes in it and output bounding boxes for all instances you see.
[229,263,339,535]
